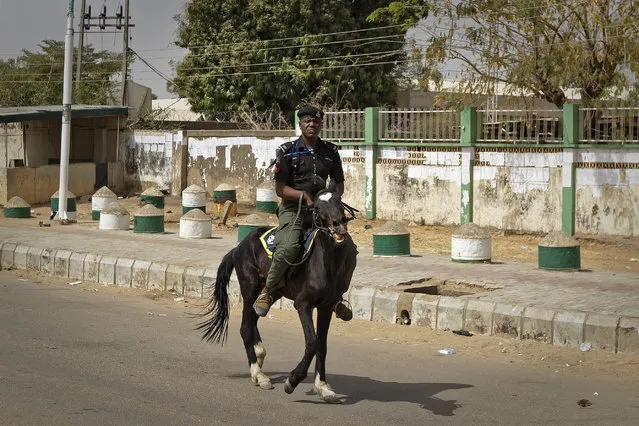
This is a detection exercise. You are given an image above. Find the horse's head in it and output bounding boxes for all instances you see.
[312,182,354,243]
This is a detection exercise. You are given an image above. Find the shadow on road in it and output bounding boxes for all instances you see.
[257,372,473,416]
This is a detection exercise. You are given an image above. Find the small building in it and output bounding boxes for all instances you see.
[0,105,128,204]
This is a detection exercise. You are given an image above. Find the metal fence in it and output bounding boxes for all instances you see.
[477,109,563,144]
[321,110,365,142]
[580,107,639,144]
[378,109,460,142]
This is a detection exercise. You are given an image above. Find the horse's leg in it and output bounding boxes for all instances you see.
[313,307,340,403]
[240,296,273,390]
[284,305,317,394]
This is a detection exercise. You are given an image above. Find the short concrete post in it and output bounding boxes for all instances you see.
[451,223,491,262]
[51,190,77,220]
[179,208,212,239]
[4,196,31,218]
[140,187,165,209]
[182,184,206,215]
[538,231,581,270]
[373,221,410,256]
[92,186,117,220]
[134,204,165,234]
[238,213,271,241]
[99,201,130,231]
[213,183,237,217]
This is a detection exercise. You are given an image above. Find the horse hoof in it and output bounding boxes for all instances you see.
[284,378,295,394]
[259,381,274,390]
[323,394,342,404]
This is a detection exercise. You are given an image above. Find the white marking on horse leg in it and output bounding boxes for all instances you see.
[254,342,266,368]
[314,372,340,403]
[250,363,273,390]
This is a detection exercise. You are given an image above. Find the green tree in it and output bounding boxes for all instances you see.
[369,0,639,107]
[0,40,125,106]
[171,0,407,124]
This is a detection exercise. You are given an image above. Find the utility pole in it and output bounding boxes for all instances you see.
[78,2,134,106]
[57,0,75,222]
[75,0,86,96]
[121,0,130,106]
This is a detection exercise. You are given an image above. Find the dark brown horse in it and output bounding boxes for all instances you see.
[197,183,357,403]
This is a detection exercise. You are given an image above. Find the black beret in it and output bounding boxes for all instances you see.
[297,106,324,119]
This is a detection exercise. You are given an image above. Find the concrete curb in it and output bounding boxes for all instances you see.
[2,241,637,355]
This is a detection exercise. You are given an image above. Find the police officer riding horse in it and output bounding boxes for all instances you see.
[253,106,357,320]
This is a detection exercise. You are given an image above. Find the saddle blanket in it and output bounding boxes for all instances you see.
[259,226,320,260]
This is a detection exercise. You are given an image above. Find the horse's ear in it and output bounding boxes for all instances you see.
[327,179,337,193]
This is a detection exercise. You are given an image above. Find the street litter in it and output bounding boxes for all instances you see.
[158,313,168,317]
[38,221,51,227]
[174,297,185,302]
[437,348,456,355]
[630,258,638,262]
[580,342,593,352]
[69,281,81,286]
[452,329,473,337]
[593,392,599,396]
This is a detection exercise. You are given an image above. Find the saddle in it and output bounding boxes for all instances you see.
[259,226,320,261]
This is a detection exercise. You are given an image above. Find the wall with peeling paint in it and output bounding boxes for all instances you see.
[127,129,638,236]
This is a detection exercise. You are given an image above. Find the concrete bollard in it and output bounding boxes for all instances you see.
[451,223,491,262]
[373,221,411,256]
[538,231,581,270]
[140,187,165,209]
[92,186,117,220]
[4,196,31,218]
[213,183,237,217]
[179,208,212,239]
[182,184,206,215]
[238,213,271,241]
[256,184,278,214]
[50,190,77,220]
[99,202,130,231]
[134,204,165,234]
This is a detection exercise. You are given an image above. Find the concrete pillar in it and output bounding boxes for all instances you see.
[364,107,379,220]
[562,104,579,236]
[171,131,188,196]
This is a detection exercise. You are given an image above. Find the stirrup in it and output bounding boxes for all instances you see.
[333,299,353,322]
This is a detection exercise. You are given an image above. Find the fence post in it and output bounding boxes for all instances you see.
[460,106,477,224]
[364,107,379,219]
[561,103,579,235]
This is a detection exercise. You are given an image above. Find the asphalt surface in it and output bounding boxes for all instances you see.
[1,271,638,425]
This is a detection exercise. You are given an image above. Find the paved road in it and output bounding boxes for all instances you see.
[0,271,637,425]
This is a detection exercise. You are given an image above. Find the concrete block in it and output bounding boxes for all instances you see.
[98,256,118,285]
[26,247,43,271]
[522,306,556,344]
[184,267,205,297]
[396,293,415,324]
[553,311,587,348]
[492,303,524,339]
[132,260,151,289]
[437,296,466,331]
[1,242,16,269]
[115,258,134,288]
[464,300,496,335]
[165,265,185,293]
[348,286,376,321]
[411,294,439,329]
[583,313,618,353]
[40,248,57,275]
[69,253,87,280]
[372,289,400,324]
[617,317,639,354]
[14,245,29,270]
[148,262,168,291]
[53,250,72,278]
[83,254,102,283]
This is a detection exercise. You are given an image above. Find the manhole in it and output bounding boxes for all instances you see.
[394,278,492,297]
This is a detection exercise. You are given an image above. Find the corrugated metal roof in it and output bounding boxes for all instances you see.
[0,105,128,123]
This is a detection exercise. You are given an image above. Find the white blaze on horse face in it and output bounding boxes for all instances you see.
[318,192,332,202]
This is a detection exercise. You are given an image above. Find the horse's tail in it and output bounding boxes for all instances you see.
[197,248,236,345]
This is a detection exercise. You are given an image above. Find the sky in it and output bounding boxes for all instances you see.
[0,0,188,99]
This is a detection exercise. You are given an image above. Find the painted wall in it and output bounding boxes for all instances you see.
[0,162,95,204]
[0,123,24,168]
[127,130,639,236]
[124,131,175,192]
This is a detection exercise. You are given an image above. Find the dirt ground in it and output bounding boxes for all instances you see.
[17,194,639,274]
[11,268,639,384]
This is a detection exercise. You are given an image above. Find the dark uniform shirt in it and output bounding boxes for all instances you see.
[274,136,344,199]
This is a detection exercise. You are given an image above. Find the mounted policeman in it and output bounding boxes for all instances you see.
[253,106,358,320]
